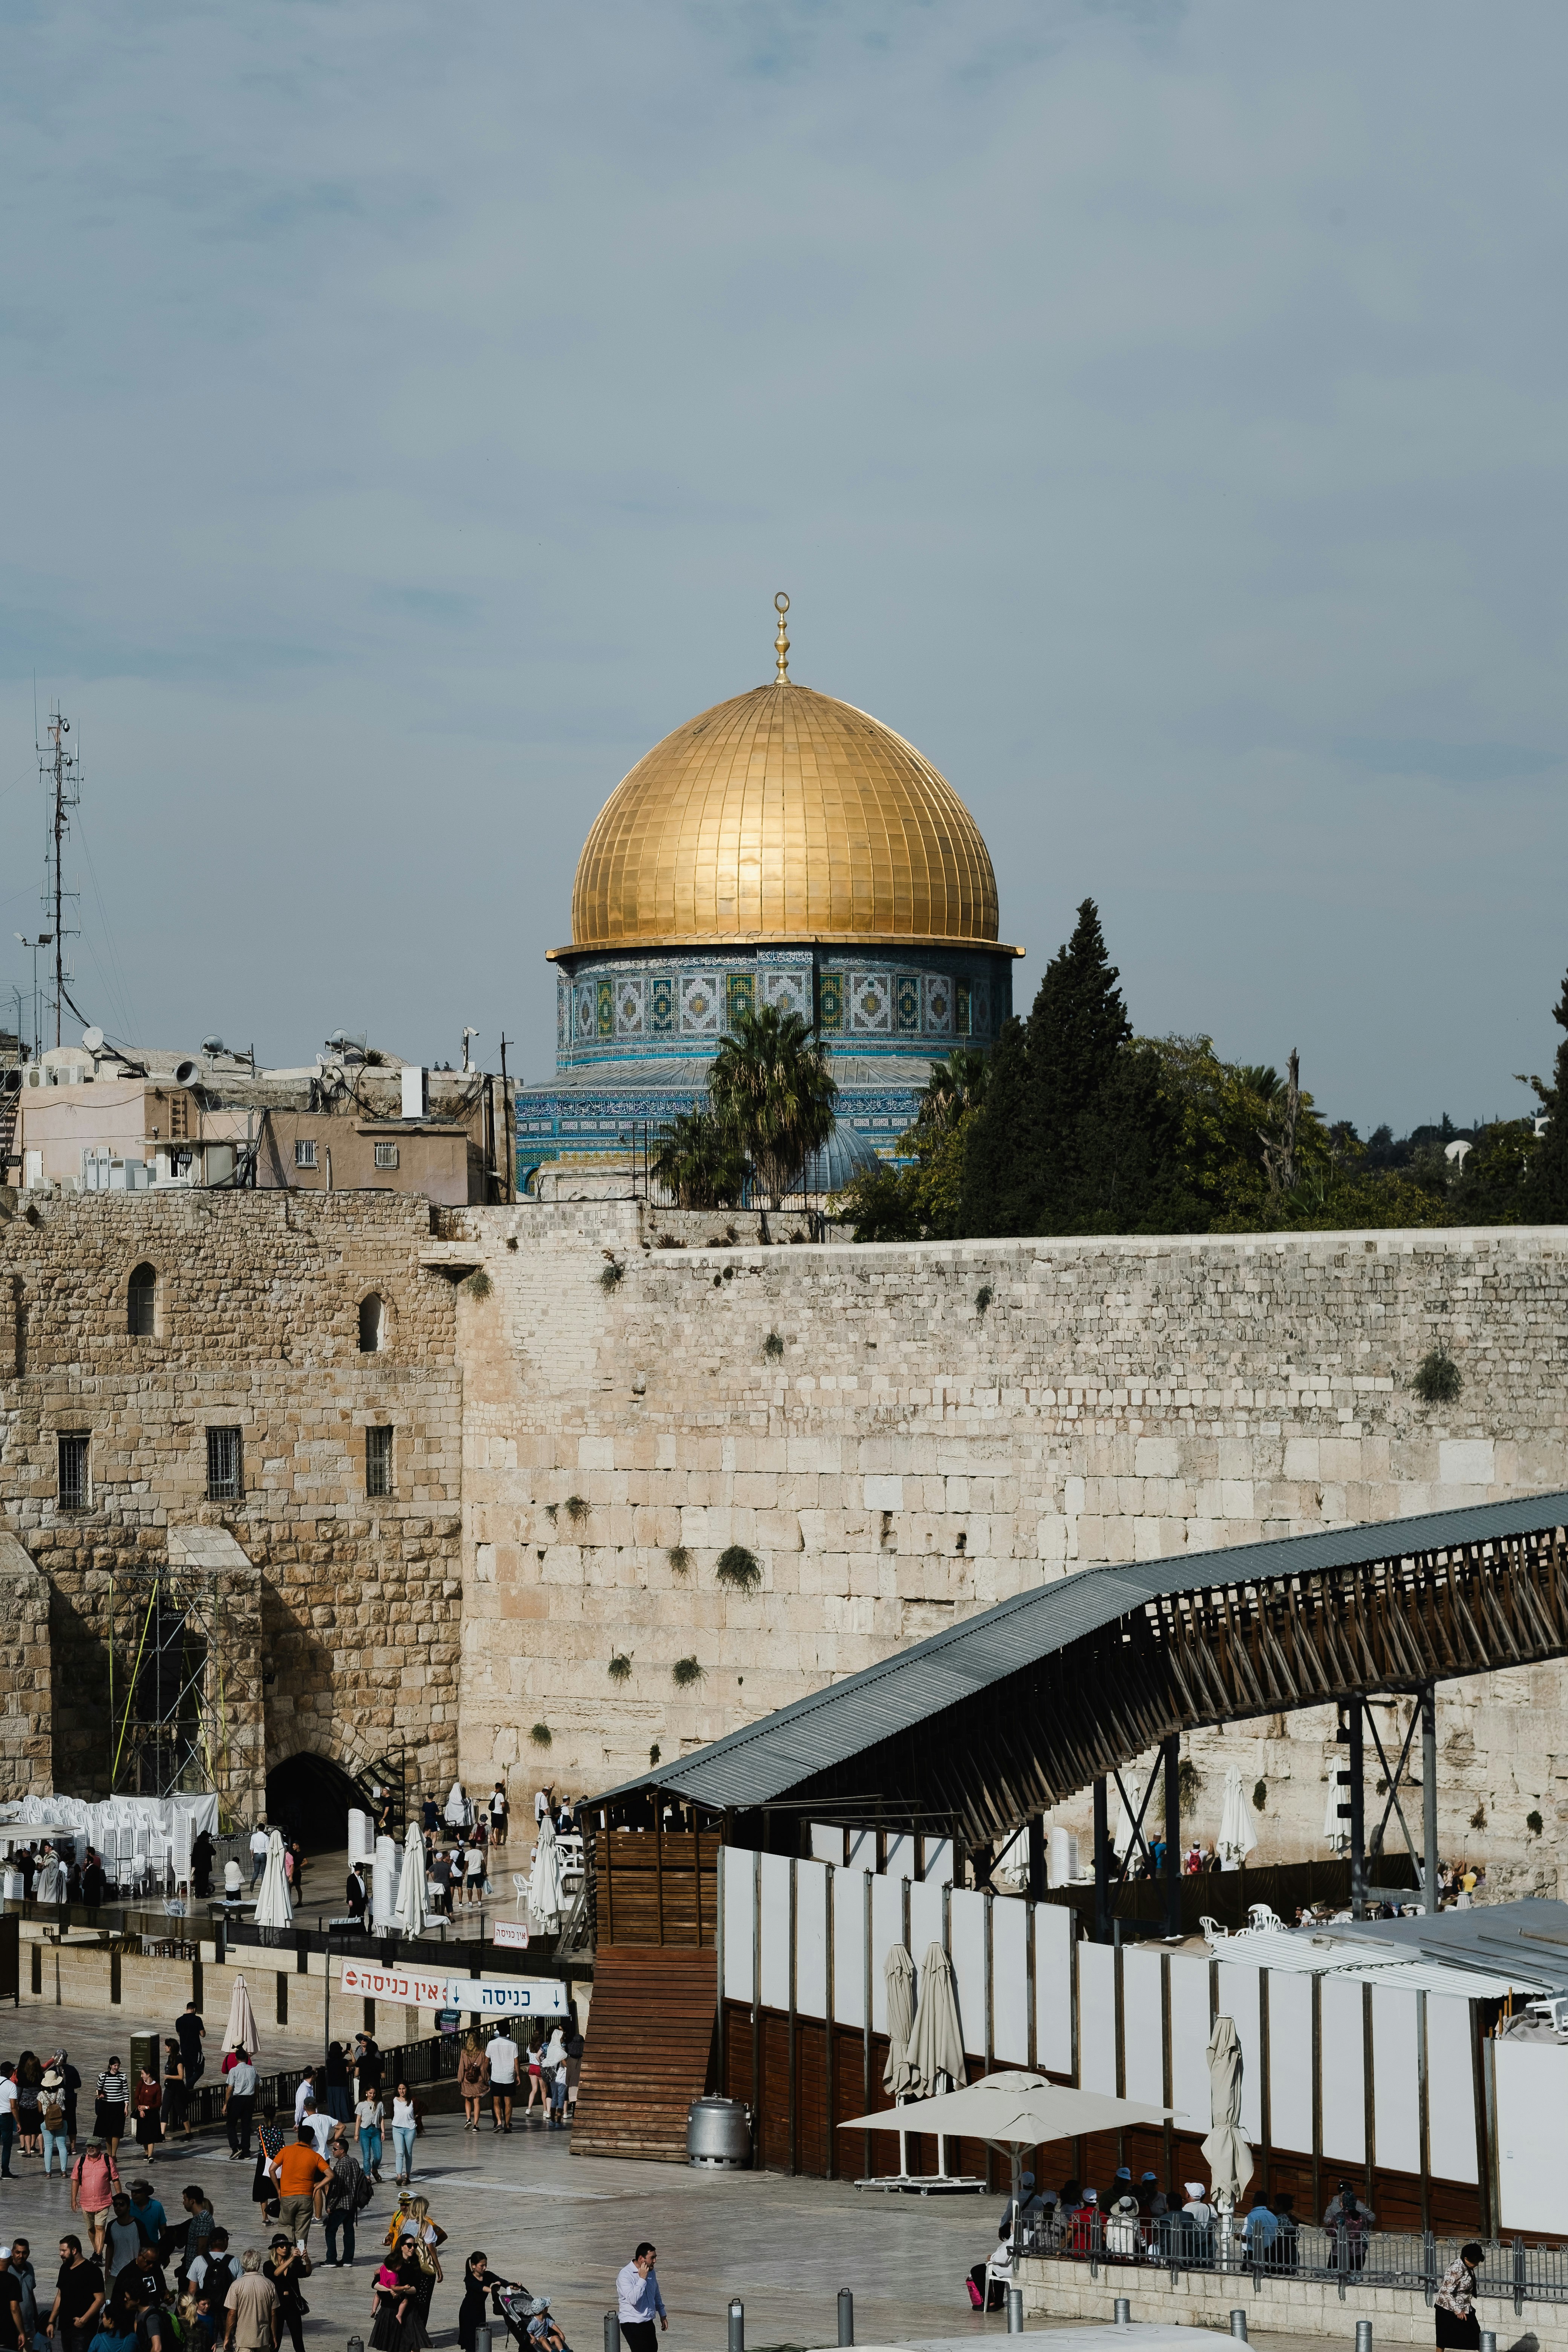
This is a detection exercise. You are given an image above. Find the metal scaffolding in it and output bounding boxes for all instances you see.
[107,1565,231,1798]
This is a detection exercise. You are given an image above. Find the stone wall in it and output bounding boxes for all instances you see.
[449,1206,1568,1894]
[7,1188,1568,1894]
[0,1530,51,1800]
[0,1190,463,1805]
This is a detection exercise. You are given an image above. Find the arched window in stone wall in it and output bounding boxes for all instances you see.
[128,1262,157,1338]
[358,1294,386,1352]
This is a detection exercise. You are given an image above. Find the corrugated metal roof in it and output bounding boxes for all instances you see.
[592,1487,1568,1813]
[1212,1926,1556,1998]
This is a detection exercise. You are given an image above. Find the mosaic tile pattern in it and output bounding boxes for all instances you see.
[650,976,674,1034]
[726,971,755,1028]
[615,976,645,1036]
[923,974,952,1034]
[681,973,721,1032]
[761,968,812,1020]
[850,972,892,1032]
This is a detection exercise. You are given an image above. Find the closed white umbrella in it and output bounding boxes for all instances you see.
[1202,2012,1254,2256]
[907,1939,968,2185]
[372,1834,399,1928]
[877,1943,919,2182]
[395,1824,429,1935]
[223,1973,260,2059]
[528,1814,564,1929]
[253,1830,293,1930]
[1216,1767,1258,1871]
[907,1942,966,2097]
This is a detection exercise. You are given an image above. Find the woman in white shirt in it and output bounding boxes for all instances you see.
[390,2083,419,2185]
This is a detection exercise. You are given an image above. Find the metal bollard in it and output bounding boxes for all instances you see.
[475,2330,492,2352]
[1479,2334,1496,2352]
[838,2290,854,2347]
[604,2314,620,2352]
[729,2300,744,2352]
[1230,2312,1249,2342]
[1354,2326,1372,2352]
[348,2339,365,2352]
[1114,2298,1132,2324]
[1006,2288,1024,2335]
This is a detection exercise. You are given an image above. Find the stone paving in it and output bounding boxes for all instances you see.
[0,2101,1352,2352]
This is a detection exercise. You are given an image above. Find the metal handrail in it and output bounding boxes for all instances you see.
[1018,2217,1565,2312]
[177,2030,459,2135]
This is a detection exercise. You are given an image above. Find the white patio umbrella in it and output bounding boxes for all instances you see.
[841,2071,1172,2242]
[529,1813,564,1929]
[907,1940,968,2183]
[371,1834,400,1928]
[1216,1767,1259,1871]
[252,1830,293,1930]
[223,1973,260,2059]
[877,1943,920,2181]
[1201,2014,1254,2240]
[395,1824,429,1935]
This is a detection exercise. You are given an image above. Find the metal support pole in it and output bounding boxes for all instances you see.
[603,2317,619,2352]
[727,2301,744,2352]
[1163,1736,1182,1939]
[1093,1777,1111,1945]
[1348,1698,1367,1920]
[1027,1816,1046,1903]
[1421,1684,1440,1913]
[837,2289,854,2346]
[1007,2288,1024,2334]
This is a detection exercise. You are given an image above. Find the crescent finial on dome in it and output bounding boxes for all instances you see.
[774,591,790,683]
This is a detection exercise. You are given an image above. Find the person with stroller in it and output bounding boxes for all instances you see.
[457,2254,516,2352]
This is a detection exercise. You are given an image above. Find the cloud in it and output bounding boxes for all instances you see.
[1,0,1566,1125]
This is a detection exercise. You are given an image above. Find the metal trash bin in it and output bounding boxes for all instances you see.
[686,2095,751,2167]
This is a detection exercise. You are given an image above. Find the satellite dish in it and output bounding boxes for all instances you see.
[82,1027,104,1053]
[201,1035,226,1055]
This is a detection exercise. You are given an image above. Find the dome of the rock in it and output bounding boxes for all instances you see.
[567,680,1000,952]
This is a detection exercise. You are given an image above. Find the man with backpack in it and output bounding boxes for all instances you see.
[320,2127,370,2268]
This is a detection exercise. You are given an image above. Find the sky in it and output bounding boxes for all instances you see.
[2,0,1565,1132]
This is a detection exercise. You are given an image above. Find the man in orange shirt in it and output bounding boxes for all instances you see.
[268,2127,331,2254]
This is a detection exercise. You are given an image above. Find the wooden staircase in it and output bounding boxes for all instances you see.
[572,1944,717,2161]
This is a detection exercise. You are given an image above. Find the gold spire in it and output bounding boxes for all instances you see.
[773,591,790,683]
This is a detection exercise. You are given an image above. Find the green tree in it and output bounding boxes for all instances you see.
[836,1048,992,1240]
[1519,965,1568,1220]
[650,1106,747,1209]
[959,899,1197,1236]
[707,1003,838,1207]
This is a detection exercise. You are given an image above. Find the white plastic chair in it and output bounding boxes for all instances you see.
[512,1872,531,1916]
[1198,1915,1229,1947]
[1247,1903,1284,1932]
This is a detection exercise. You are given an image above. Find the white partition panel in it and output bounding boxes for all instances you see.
[993,1897,1029,2064]
[922,1839,956,1885]
[1035,1902,1074,2076]
[885,1833,914,1880]
[1426,1995,1477,2184]
[759,1851,793,2011]
[1494,2042,1568,2234]
[796,1859,828,2021]
[948,1886,988,2058]
[1371,1985,1420,2174]
[870,1871,906,2033]
[1079,1939,1117,2095]
[1269,1970,1314,2155]
[908,1873,946,1966]
[810,1825,842,1865]
[1122,1946,1164,2105]
[723,1845,756,2004]
[1214,1959,1263,2140]
[1318,1977,1364,2166]
[1170,1953,1211,2132]
[833,1867,868,2029]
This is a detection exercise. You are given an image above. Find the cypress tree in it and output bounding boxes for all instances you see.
[1523,967,1568,1220]
[959,897,1196,1236]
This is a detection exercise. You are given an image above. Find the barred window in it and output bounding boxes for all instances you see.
[374,1142,399,1171]
[366,1425,394,1498]
[294,1138,317,1169]
[57,1432,90,1511]
[207,1426,242,1501]
[128,1262,156,1337]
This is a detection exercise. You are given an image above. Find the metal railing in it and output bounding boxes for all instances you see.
[1017,2216,1568,2313]
[178,2030,459,2136]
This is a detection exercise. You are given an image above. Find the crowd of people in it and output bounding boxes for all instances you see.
[0,1993,603,2352]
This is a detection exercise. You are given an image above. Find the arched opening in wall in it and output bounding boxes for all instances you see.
[358,1295,386,1352]
[128,1263,156,1338]
[265,1751,364,1855]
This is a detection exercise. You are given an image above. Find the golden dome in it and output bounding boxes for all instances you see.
[565,678,1003,952]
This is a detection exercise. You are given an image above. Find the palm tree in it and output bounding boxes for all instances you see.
[913,1047,991,1138]
[650,1106,748,1209]
[707,1003,839,1207]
